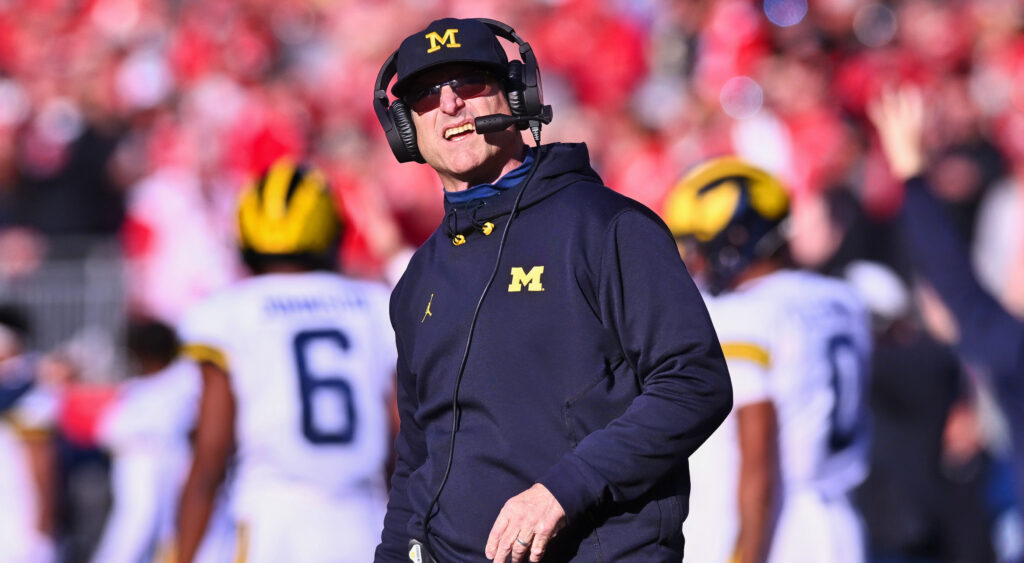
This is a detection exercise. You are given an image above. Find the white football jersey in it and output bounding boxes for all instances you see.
[0,361,58,563]
[685,269,872,563]
[96,360,200,452]
[92,361,200,563]
[0,422,53,563]
[179,271,396,520]
[683,299,772,563]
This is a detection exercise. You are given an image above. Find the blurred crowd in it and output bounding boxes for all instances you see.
[0,0,1023,561]
[0,0,1022,306]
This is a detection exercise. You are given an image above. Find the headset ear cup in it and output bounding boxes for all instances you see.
[389,100,423,164]
[505,60,527,116]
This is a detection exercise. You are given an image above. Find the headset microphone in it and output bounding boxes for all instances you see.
[475,105,552,143]
[474,114,525,134]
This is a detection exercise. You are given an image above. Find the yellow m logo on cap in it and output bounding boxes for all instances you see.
[508,266,544,292]
[426,29,461,53]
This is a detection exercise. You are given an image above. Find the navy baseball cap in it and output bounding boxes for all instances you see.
[391,18,509,97]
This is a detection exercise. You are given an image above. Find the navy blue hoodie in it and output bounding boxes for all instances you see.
[376,143,731,562]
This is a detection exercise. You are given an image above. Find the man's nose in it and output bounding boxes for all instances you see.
[438,84,465,114]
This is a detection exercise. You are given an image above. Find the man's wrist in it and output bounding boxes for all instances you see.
[539,455,603,523]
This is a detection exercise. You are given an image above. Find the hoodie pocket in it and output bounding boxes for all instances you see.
[561,357,638,446]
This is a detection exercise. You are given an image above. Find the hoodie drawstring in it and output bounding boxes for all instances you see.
[447,202,494,246]
[470,203,495,236]
[445,208,465,246]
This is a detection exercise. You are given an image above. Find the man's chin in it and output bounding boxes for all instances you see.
[446,156,501,182]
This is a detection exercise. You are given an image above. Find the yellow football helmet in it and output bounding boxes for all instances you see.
[663,156,789,293]
[237,158,341,270]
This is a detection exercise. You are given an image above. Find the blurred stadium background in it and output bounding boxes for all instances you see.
[1,0,1023,561]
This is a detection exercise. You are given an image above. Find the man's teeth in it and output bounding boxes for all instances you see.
[444,124,475,139]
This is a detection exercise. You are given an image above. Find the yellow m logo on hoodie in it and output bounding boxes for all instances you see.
[508,266,544,292]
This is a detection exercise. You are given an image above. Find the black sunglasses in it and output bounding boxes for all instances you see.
[405,72,497,114]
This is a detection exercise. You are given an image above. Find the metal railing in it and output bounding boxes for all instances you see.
[0,236,126,360]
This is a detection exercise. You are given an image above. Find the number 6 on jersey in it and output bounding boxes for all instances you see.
[294,329,358,445]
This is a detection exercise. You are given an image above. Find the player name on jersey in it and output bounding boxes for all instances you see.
[263,294,369,316]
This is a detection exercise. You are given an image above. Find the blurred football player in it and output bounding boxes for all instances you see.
[92,319,232,563]
[176,158,397,563]
[0,305,56,563]
[664,158,872,563]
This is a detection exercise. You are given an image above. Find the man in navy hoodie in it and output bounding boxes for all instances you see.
[372,17,732,563]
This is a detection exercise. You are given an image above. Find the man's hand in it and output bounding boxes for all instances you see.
[867,85,925,181]
[485,483,566,563]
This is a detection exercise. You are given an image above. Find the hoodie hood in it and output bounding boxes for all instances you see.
[441,142,603,241]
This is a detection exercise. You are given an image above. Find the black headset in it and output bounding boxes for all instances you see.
[372,18,544,164]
